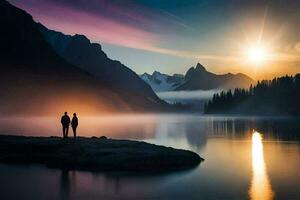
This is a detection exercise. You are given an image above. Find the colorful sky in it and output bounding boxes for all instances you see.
[9,0,300,80]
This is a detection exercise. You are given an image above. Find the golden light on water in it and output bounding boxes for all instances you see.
[249,131,274,200]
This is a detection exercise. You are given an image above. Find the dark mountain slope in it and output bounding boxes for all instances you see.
[176,63,254,90]
[0,0,167,115]
[38,24,157,98]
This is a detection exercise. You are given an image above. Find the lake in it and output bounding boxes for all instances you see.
[0,114,299,200]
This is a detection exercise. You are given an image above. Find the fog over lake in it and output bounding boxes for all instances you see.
[157,90,221,101]
[157,90,222,111]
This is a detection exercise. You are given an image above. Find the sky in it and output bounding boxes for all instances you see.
[9,0,300,80]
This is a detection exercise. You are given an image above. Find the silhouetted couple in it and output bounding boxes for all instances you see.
[61,112,78,138]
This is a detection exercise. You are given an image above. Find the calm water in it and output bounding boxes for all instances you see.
[0,114,299,200]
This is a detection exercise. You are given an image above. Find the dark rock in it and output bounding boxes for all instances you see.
[0,135,203,173]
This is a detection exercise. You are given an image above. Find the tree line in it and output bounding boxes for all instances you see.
[204,74,300,115]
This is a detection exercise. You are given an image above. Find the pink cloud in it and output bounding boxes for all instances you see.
[12,0,159,50]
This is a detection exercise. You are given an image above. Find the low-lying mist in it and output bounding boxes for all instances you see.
[156,90,221,112]
[157,90,221,101]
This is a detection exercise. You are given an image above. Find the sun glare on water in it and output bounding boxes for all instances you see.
[249,131,274,200]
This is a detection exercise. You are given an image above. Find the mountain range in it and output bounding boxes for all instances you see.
[140,72,184,92]
[37,24,156,98]
[141,63,254,92]
[0,1,169,115]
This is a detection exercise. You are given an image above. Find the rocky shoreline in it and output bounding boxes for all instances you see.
[0,135,203,173]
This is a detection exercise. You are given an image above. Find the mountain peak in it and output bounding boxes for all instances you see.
[140,70,184,92]
[184,63,207,81]
[152,71,161,76]
[141,72,150,76]
[195,63,206,71]
[176,63,254,90]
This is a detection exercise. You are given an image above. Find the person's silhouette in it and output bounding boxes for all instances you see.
[71,113,78,138]
[61,112,70,138]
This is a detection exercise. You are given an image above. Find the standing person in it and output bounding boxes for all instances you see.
[71,113,78,138]
[61,112,70,138]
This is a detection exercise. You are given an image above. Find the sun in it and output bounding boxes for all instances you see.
[247,46,267,65]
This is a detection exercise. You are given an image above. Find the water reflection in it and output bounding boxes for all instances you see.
[60,170,71,200]
[60,170,77,200]
[208,117,300,141]
[249,131,274,200]
[0,115,299,200]
[0,115,300,143]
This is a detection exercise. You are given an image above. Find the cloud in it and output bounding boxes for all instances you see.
[8,0,235,63]
[9,0,159,50]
